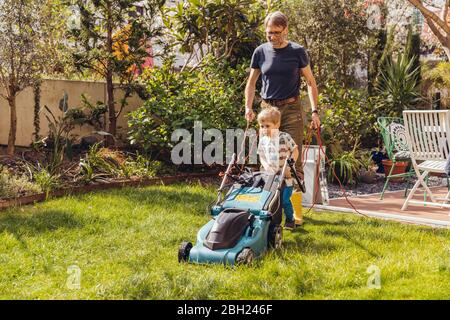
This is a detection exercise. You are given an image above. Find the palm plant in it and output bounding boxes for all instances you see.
[376,52,423,117]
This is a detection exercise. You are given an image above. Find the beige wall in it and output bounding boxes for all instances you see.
[0,79,143,147]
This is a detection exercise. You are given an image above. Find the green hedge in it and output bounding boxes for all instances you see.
[127,56,248,154]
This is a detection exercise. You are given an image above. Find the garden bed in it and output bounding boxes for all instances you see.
[0,171,220,211]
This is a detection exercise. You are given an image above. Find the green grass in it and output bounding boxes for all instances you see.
[0,182,449,299]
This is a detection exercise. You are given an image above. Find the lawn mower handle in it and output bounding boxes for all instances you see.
[216,153,237,204]
[287,157,306,193]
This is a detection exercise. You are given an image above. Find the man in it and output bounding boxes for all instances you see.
[245,11,320,184]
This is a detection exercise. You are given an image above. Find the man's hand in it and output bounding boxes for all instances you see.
[245,107,255,122]
[311,111,321,130]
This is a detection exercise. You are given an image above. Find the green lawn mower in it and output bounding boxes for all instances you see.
[178,153,305,265]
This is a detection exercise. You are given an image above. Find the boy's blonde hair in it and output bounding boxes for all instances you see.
[257,107,281,125]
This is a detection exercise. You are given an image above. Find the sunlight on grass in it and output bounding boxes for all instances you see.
[0,183,448,299]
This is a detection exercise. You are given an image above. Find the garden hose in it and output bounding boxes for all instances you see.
[302,125,369,218]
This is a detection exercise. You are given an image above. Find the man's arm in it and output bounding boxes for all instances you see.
[300,65,320,128]
[244,68,261,122]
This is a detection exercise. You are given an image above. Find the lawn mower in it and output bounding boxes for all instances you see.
[178,152,305,265]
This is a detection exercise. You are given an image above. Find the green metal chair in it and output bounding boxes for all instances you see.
[377,117,416,200]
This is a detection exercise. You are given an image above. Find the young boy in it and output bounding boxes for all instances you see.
[257,107,299,230]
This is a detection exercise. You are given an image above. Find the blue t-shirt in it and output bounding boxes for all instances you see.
[250,41,310,100]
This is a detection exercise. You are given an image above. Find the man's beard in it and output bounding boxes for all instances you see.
[269,36,286,47]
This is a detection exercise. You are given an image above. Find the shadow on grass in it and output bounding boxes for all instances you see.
[325,229,381,258]
[0,210,85,247]
[282,234,339,256]
[75,185,216,216]
[302,216,358,227]
[283,216,383,258]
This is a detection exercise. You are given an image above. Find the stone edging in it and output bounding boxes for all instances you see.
[0,171,219,211]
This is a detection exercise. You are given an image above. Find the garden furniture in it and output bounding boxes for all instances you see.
[377,117,415,200]
[401,110,450,210]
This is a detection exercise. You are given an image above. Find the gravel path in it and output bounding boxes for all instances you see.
[327,174,447,199]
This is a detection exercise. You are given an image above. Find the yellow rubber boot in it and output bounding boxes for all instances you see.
[291,191,303,226]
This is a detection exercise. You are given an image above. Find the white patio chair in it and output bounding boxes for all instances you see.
[402,110,450,211]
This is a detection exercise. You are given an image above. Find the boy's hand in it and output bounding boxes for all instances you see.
[245,107,255,122]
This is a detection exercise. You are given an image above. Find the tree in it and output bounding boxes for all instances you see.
[70,0,165,144]
[405,23,422,82]
[165,0,268,68]
[0,0,65,155]
[283,0,375,88]
[407,0,450,60]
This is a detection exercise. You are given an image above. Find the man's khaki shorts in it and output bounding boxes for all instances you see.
[261,99,304,181]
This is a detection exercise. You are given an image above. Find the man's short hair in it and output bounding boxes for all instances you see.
[264,11,288,29]
[258,107,281,125]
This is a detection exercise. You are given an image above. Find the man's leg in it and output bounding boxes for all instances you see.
[279,101,304,181]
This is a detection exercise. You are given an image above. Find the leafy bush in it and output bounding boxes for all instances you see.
[283,0,378,88]
[358,151,375,172]
[327,149,361,185]
[77,143,125,183]
[422,61,450,108]
[0,166,42,199]
[77,144,164,183]
[319,83,378,152]
[24,162,62,197]
[122,153,163,179]
[127,56,247,154]
[165,0,265,66]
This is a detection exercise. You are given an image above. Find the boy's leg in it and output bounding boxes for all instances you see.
[282,186,295,229]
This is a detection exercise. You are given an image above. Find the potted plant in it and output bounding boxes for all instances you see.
[358,152,377,184]
[328,149,361,185]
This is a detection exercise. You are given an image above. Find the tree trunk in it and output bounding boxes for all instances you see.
[7,94,17,156]
[106,71,116,146]
[105,4,115,146]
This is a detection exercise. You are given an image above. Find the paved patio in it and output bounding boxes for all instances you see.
[315,186,450,228]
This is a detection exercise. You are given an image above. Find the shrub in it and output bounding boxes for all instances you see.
[24,162,61,197]
[327,149,361,185]
[77,144,165,183]
[77,143,125,183]
[422,61,450,108]
[0,166,42,199]
[122,153,163,179]
[319,83,378,152]
[127,56,247,155]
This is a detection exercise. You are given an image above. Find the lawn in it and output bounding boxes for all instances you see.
[0,182,448,300]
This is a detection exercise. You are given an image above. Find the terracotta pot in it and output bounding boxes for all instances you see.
[382,160,409,183]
